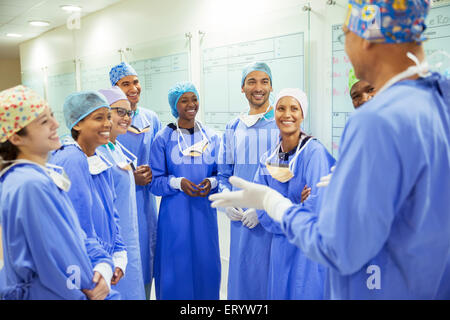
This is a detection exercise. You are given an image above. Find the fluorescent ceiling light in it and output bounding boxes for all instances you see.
[6,33,23,38]
[29,20,50,27]
[60,5,82,12]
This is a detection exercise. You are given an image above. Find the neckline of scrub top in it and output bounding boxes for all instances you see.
[263,108,274,120]
[168,123,197,135]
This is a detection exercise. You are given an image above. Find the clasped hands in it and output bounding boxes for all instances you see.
[181,178,212,197]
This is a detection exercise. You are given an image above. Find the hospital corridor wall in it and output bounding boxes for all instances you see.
[14,0,450,300]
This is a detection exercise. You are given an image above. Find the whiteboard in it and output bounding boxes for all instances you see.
[423,4,450,73]
[80,52,121,92]
[202,32,306,133]
[330,3,450,159]
[46,61,77,136]
[21,68,45,99]
[330,24,352,159]
[130,52,190,126]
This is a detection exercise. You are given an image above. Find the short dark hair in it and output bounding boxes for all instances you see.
[0,127,28,170]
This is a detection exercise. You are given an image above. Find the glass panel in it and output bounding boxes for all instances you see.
[46,60,77,136]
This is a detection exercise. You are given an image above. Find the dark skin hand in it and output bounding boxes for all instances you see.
[197,179,212,198]
[181,178,200,197]
[111,267,124,285]
[134,165,152,186]
[180,178,212,197]
[301,185,311,203]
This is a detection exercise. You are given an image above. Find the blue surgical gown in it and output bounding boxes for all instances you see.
[0,162,119,300]
[117,107,161,286]
[280,73,450,299]
[97,141,145,300]
[49,143,126,259]
[217,110,279,300]
[255,138,335,299]
[149,124,221,300]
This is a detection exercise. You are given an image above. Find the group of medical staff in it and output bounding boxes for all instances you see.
[0,0,449,300]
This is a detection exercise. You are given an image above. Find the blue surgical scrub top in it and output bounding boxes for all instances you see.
[280,73,450,299]
[0,162,119,300]
[116,107,161,286]
[217,110,279,300]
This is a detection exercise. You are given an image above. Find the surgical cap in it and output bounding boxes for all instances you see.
[98,86,128,106]
[348,68,360,90]
[344,0,430,43]
[274,88,308,120]
[0,85,48,143]
[168,81,199,118]
[64,91,110,130]
[109,62,138,86]
[241,62,273,87]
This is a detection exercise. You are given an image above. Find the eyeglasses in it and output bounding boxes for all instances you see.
[111,107,134,118]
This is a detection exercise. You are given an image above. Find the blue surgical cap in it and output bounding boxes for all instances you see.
[109,62,138,86]
[241,61,272,87]
[64,91,110,130]
[168,81,199,118]
[345,0,430,43]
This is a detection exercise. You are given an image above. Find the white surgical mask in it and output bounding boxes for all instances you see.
[176,121,209,157]
[265,134,312,183]
[239,104,272,127]
[105,141,137,171]
[44,164,72,192]
[87,154,113,175]
[0,160,71,192]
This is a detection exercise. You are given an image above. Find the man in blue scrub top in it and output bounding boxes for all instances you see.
[217,62,279,299]
[211,0,450,299]
[110,62,162,298]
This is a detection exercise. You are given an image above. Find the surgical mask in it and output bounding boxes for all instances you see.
[239,104,272,127]
[265,134,312,183]
[128,125,151,135]
[87,154,113,175]
[127,113,151,134]
[176,121,209,157]
[44,164,71,192]
[0,160,71,192]
[105,141,137,171]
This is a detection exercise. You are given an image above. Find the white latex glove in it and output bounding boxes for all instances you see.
[241,208,259,229]
[220,188,243,221]
[209,176,292,222]
[316,165,335,188]
[225,207,244,221]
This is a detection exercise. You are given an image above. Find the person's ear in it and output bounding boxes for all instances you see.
[362,39,373,51]
[73,123,81,132]
[8,133,25,147]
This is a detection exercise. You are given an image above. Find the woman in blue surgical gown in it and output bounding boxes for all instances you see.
[49,91,127,290]
[254,89,335,299]
[96,87,145,300]
[149,82,221,300]
[0,85,118,300]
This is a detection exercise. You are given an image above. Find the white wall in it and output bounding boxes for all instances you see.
[19,0,351,299]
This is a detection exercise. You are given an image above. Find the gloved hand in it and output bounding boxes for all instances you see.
[242,208,259,229]
[316,165,335,188]
[219,189,243,221]
[225,207,244,221]
[209,176,292,222]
